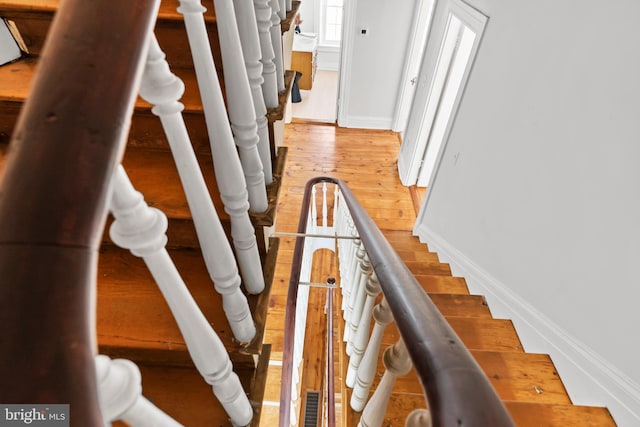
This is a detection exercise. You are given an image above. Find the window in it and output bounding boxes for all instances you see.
[321,0,343,45]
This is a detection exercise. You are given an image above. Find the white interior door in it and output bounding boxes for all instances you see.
[392,0,436,132]
[397,0,487,187]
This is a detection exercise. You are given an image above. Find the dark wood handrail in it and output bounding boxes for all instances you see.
[280,177,515,427]
[0,0,159,424]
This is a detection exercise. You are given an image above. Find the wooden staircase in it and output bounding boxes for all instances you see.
[0,2,621,425]
[338,229,617,427]
[0,1,296,425]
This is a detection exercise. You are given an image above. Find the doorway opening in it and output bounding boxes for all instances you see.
[290,0,343,124]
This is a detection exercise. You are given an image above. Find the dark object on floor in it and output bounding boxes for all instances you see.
[292,71,303,103]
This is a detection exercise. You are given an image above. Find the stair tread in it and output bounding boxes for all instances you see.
[357,394,613,427]
[97,245,262,365]
[416,274,470,294]
[0,57,211,113]
[394,249,440,262]
[403,259,451,275]
[427,293,492,318]
[120,148,226,222]
[504,401,616,427]
[378,350,571,405]
[383,316,524,352]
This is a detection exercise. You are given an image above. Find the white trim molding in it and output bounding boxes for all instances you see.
[414,223,640,427]
[339,115,393,130]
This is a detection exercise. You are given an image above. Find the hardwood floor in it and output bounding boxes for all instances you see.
[260,122,414,425]
[291,70,339,123]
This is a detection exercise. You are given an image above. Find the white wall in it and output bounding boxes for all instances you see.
[338,0,417,129]
[415,0,640,424]
[297,0,317,33]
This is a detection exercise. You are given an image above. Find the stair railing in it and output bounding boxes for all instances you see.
[0,0,160,424]
[280,177,515,427]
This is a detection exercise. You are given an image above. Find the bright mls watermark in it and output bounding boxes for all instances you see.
[0,405,68,426]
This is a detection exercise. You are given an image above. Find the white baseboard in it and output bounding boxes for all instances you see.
[414,223,640,426]
[338,115,393,130]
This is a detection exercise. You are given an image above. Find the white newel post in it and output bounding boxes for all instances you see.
[351,298,393,412]
[178,0,266,294]
[269,0,285,92]
[211,0,269,213]
[95,355,183,427]
[358,340,413,427]
[109,166,254,426]
[286,0,291,12]
[346,272,381,388]
[233,0,273,185]
[252,0,279,108]
[405,409,432,427]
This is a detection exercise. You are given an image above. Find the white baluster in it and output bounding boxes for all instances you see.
[277,0,286,19]
[109,166,253,426]
[140,34,264,297]
[347,252,372,355]
[322,182,328,228]
[341,233,360,321]
[341,231,358,309]
[286,0,292,12]
[351,298,393,412]
[269,0,285,92]
[405,409,432,427]
[345,246,370,347]
[95,355,182,427]
[252,0,278,108]
[311,185,318,231]
[333,185,340,229]
[346,272,381,388]
[232,0,273,185]
[206,0,269,213]
[358,340,413,427]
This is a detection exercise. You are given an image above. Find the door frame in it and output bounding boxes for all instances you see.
[397,0,488,187]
